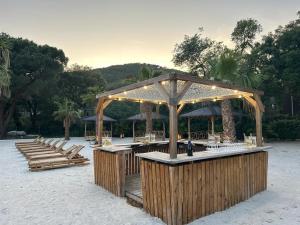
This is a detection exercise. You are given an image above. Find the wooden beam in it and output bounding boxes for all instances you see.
[154,82,170,101]
[254,93,265,112]
[175,73,264,96]
[97,73,264,99]
[176,81,192,102]
[169,79,178,159]
[244,96,263,147]
[96,98,112,113]
[177,103,186,115]
[103,99,112,110]
[244,96,257,108]
[108,96,167,105]
[97,74,171,99]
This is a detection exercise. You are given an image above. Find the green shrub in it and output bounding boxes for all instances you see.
[265,119,300,140]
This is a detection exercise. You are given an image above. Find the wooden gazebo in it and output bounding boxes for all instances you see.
[96,73,264,158]
[94,73,268,225]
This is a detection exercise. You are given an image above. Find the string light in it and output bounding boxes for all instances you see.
[123,91,127,95]
[108,95,112,98]
[213,98,217,102]
[212,86,216,90]
[161,81,166,85]
[238,95,242,98]
[143,86,148,90]
[234,90,238,93]
[192,100,196,104]
[139,100,143,103]
[118,98,122,101]
[158,101,162,105]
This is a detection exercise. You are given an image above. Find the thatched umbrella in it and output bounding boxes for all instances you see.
[127,112,167,141]
[82,115,116,137]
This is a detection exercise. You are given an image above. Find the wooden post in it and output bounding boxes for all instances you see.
[98,106,104,145]
[211,116,215,135]
[255,105,263,146]
[110,121,113,137]
[244,95,264,147]
[84,121,87,138]
[133,121,135,142]
[188,117,191,140]
[162,121,166,141]
[169,79,178,159]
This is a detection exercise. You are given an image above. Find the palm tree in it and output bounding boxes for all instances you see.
[53,98,82,140]
[138,66,161,134]
[0,38,11,97]
[215,49,261,141]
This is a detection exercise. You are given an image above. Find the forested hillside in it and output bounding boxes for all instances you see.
[93,63,182,89]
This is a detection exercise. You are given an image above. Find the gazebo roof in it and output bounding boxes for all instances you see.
[180,106,243,118]
[127,112,167,121]
[82,115,116,122]
[97,73,263,105]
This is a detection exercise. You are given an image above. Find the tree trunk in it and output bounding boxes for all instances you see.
[221,99,236,142]
[64,119,70,140]
[0,99,16,139]
[145,111,152,134]
[140,102,153,134]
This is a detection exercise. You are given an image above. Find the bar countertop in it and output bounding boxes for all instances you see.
[136,146,271,165]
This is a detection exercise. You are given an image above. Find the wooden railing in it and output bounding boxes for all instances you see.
[125,143,206,176]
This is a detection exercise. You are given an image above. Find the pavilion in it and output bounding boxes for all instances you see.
[95,73,264,159]
[93,73,268,225]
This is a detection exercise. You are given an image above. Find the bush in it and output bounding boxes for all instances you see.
[264,119,300,140]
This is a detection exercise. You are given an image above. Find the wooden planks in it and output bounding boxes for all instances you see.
[140,151,268,225]
[94,150,126,196]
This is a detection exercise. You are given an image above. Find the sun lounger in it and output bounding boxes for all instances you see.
[20,139,61,153]
[15,137,45,148]
[28,145,89,171]
[24,141,68,158]
[18,139,55,151]
[16,138,52,151]
[15,136,41,146]
[27,144,77,160]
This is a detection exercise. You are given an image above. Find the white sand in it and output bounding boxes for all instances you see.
[0,138,299,225]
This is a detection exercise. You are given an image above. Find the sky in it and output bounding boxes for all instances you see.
[0,0,299,69]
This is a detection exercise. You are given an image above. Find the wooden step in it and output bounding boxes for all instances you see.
[126,191,143,208]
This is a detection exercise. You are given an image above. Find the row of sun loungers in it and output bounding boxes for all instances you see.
[15,137,89,171]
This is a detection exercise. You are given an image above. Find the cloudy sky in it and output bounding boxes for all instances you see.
[0,0,299,69]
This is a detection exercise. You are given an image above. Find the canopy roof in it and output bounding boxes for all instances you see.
[82,115,116,122]
[127,112,167,121]
[97,73,263,105]
[180,105,242,118]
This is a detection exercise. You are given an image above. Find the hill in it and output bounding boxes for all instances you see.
[93,63,183,89]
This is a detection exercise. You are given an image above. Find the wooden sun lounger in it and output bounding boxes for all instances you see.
[16,138,52,151]
[28,145,88,171]
[20,139,61,153]
[15,137,46,148]
[27,145,77,160]
[15,136,41,145]
[24,141,68,158]
[18,139,55,151]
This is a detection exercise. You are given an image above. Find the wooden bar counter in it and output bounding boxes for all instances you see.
[137,146,270,225]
